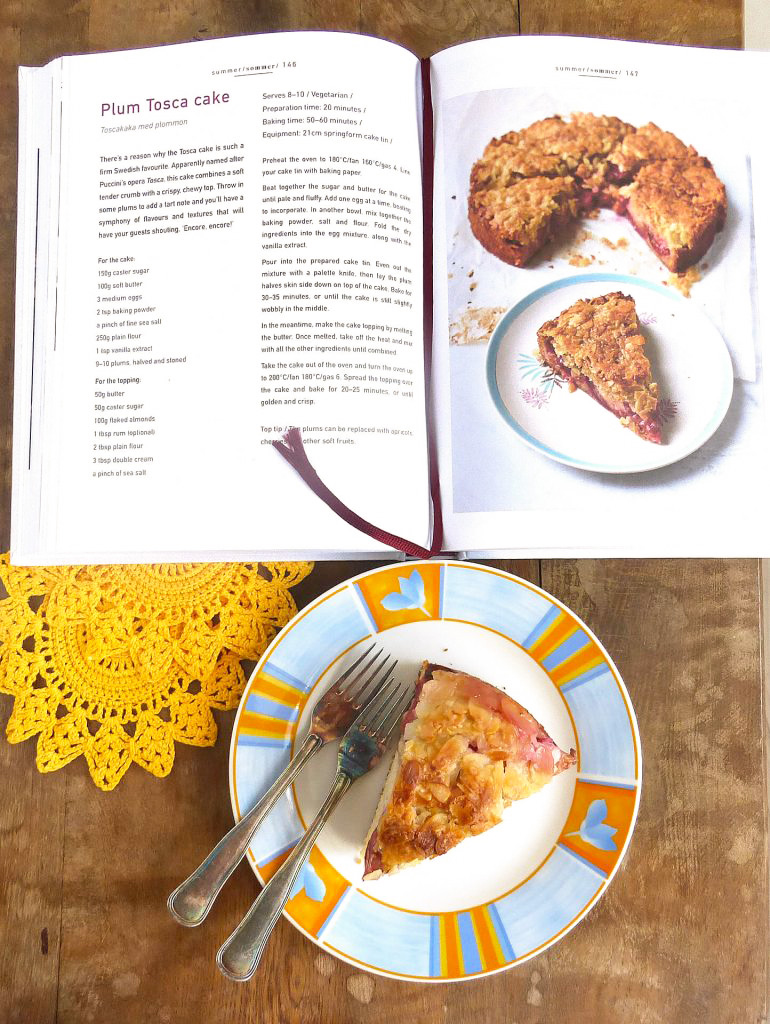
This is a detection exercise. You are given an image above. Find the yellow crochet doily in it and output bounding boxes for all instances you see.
[0,555,312,790]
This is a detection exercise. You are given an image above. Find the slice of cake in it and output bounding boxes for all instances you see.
[468,176,582,267]
[618,158,727,272]
[469,131,571,191]
[521,113,633,187]
[536,291,662,443]
[362,663,576,879]
[605,122,699,183]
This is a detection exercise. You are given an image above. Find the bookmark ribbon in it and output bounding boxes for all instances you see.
[272,428,443,558]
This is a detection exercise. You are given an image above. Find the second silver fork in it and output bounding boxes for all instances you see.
[168,644,396,927]
[217,674,413,981]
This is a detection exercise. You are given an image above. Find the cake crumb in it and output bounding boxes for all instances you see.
[568,254,593,267]
[600,236,628,250]
[450,305,506,345]
[668,266,701,297]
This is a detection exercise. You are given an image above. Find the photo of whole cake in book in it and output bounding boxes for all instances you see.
[467,114,728,273]
[363,662,576,879]
[10,30,770,562]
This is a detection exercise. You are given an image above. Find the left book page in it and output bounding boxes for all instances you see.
[12,32,427,564]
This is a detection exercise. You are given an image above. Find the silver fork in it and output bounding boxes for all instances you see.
[167,644,396,927]
[216,673,413,981]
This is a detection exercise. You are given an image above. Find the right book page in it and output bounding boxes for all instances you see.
[430,35,770,556]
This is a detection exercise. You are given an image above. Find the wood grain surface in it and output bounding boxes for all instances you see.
[0,2,763,1024]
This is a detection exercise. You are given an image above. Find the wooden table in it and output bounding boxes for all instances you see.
[0,2,765,1023]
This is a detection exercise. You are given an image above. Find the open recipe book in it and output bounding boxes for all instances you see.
[12,31,770,563]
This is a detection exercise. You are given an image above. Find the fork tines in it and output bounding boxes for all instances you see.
[332,644,398,712]
[351,673,409,737]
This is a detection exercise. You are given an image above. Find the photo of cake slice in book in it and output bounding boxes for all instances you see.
[536,291,663,444]
[485,275,734,475]
[468,114,727,274]
[362,661,576,879]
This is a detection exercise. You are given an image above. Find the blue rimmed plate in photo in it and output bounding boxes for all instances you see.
[487,273,733,473]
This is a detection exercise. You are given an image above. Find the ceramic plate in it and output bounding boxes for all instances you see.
[487,273,733,473]
[229,560,641,981]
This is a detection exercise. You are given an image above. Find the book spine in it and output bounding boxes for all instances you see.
[420,57,443,557]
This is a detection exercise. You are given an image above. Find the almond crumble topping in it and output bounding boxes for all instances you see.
[364,664,575,876]
[607,121,698,180]
[536,292,661,439]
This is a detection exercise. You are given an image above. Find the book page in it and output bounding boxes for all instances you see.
[430,36,770,556]
[14,32,427,563]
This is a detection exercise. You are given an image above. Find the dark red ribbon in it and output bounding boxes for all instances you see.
[273,427,443,558]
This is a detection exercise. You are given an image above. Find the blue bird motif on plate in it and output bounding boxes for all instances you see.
[380,569,429,617]
[567,798,618,851]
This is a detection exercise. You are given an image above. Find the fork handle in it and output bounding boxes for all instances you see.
[167,732,322,927]
[217,771,352,981]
